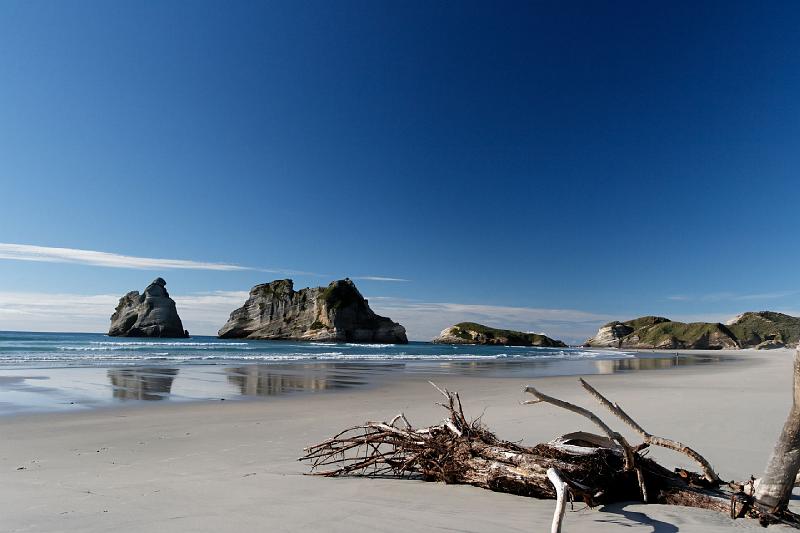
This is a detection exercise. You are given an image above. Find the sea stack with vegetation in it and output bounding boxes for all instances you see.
[432,322,566,347]
[584,311,800,349]
[218,278,408,344]
[108,278,189,338]
[725,311,800,349]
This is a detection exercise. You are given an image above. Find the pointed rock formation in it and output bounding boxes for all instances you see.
[108,278,189,338]
[218,278,408,344]
[432,322,566,347]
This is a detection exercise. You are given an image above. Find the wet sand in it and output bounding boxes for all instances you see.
[0,348,795,532]
[0,350,739,415]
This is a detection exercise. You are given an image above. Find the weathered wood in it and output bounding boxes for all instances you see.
[578,377,720,483]
[547,468,567,533]
[755,348,800,513]
[523,384,639,475]
[301,380,800,529]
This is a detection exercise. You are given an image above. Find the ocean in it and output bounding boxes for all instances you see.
[0,331,633,367]
[0,331,732,414]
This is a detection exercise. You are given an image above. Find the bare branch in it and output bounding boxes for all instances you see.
[524,385,636,470]
[301,386,800,528]
[579,378,720,484]
[389,413,412,429]
[547,468,567,533]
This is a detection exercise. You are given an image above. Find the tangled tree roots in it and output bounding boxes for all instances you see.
[301,380,800,530]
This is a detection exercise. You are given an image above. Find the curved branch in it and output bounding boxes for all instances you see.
[524,385,636,470]
[547,468,567,533]
[578,378,720,484]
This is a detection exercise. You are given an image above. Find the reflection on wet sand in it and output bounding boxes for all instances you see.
[225,364,373,396]
[411,353,729,377]
[99,354,734,404]
[108,367,178,401]
[592,353,724,375]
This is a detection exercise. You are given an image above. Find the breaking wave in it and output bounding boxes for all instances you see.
[0,332,636,368]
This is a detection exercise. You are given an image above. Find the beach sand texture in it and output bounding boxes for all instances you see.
[1,349,797,532]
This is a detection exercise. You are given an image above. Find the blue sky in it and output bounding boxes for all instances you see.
[1,1,799,342]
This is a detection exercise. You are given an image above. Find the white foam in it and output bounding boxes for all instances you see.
[89,341,249,346]
[344,343,396,348]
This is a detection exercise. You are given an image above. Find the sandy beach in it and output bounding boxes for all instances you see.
[1,349,796,532]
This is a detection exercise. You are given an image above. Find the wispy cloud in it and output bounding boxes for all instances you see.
[0,243,406,281]
[0,243,251,271]
[352,276,410,282]
[733,290,800,301]
[667,290,800,302]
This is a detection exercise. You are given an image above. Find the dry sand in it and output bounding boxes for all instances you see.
[1,349,797,532]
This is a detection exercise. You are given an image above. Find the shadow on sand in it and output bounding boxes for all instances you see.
[596,503,680,532]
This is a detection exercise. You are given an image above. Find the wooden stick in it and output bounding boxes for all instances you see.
[389,413,412,429]
[524,385,636,470]
[578,378,720,484]
[636,467,649,503]
[547,468,567,533]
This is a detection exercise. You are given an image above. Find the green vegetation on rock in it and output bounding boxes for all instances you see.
[631,321,737,349]
[727,311,800,347]
[320,279,363,311]
[435,322,566,347]
[586,310,800,349]
[621,316,670,330]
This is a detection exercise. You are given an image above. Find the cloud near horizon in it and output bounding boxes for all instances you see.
[0,290,769,343]
[367,297,616,343]
[0,290,615,341]
[0,290,250,335]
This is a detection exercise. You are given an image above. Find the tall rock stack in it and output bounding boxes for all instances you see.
[108,278,189,338]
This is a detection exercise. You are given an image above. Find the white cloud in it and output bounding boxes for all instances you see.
[0,243,250,271]
[368,297,615,343]
[0,290,612,342]
[352,276,410,282]
[4,289,785,343]
[174,291,250,334]
[0,243,408,282]
[666,290,800,302]
[0,290,248,336]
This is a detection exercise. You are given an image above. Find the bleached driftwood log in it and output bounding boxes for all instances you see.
[546,468,567,533]
[301,379,800,530]
[756,349,800,512]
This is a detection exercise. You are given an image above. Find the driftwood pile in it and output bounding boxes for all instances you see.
[302,361,800,531]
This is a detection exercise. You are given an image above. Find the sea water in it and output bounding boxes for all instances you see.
[0,331,733,414]
[0,331,633,368]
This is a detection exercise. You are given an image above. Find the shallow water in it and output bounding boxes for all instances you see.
[0,331,736,414]
[0,331,636,367]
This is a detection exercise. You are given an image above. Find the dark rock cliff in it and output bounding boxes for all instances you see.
[218,279,407,344]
